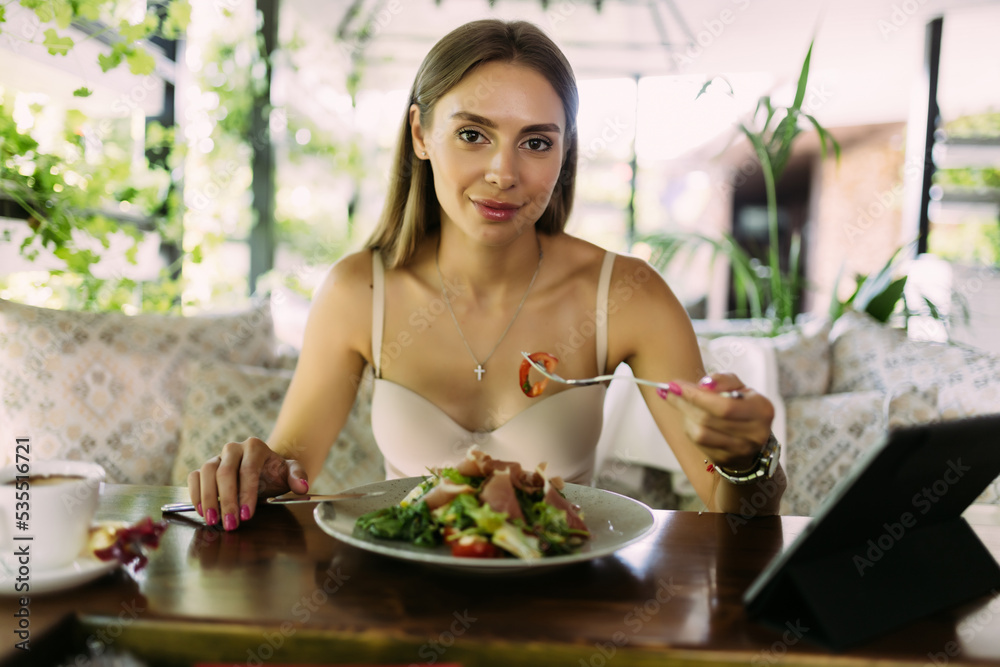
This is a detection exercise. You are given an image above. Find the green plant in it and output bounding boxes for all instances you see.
[643,40,840,334]
[0,1,195,311]
[0,1,191,81]
[829,243,970,334]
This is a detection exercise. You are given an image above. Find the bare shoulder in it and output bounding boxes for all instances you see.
[606,253,697,366]
[306,249,375,354]
[311,248,376,311]
[544,233,611,279]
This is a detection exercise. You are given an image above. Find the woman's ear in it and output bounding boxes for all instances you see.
[409,104,427,159]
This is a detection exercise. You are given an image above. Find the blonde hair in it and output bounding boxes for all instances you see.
[365,19,579,269]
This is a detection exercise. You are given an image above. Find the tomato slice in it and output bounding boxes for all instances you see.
[448,535,502,559]
[519,352,558,398]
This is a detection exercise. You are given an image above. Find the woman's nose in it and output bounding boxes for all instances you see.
[485,146,517,189]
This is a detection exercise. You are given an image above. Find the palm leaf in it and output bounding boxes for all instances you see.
[791,41,814,112]
[642,231,764,320]
[768,113,802,182]
[852,246,906,313]
[828,261,848,321]
[865,276,907,322]
[696,75,734,100]
[803,113,842,163]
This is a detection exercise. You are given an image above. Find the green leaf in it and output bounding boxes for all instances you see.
[163,0,192,39]
[921,295,941,320]
[77,0,102,21]
[98,50,124,72]
[53,247,98,273]
[828,261,850,321]
[850,245,910,321]
[755,96,776,134]
[865,276,907,322]
[788,230,802,318]
[31,2,54,23]
[0,6,6,24]
[696,76,733,100]
[768,114,801,182]
[791,41,814,112]
[803,113,842,164]
[54,1,73,29]
[125,48,156,76]
[118,15,160,43]
[642,230,765,320]
[72,87,93,98]
[43,29,74,56]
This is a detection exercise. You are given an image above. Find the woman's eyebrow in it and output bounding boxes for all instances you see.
[450,111,561,135]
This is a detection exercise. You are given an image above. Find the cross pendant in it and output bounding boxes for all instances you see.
[474,365,486,381]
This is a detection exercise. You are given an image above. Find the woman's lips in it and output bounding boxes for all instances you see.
[472,199,521,222]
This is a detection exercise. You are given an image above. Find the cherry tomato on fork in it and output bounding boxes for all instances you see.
[519,352,559,398]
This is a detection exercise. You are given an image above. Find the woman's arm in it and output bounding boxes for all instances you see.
[188,250,373,529]
[607,255,784,513]
[267,251,372,480]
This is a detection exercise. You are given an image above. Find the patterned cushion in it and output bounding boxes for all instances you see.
[830,310,1000,420]
[0,299,276,484]
[829,310,909,393]
[770,319,832,397]
[782,387,939,516]
[171,361,384,492]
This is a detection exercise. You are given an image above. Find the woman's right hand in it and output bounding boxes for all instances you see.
[187,437,310,531]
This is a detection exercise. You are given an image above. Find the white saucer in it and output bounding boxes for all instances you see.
[0,552,118,596]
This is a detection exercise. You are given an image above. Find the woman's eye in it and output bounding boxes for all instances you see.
[458,129,484,143]
[524,137,552,152]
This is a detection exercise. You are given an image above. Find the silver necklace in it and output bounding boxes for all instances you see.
[435,239,543,381]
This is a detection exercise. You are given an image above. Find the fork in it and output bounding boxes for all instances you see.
[520,351,744,398]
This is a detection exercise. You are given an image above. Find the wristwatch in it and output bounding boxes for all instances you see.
[714,433,781,485]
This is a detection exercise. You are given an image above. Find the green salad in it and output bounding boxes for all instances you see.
[354,452,590,559]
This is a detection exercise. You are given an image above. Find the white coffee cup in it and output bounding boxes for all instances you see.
[0,460,106,572]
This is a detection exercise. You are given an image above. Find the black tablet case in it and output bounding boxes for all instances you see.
[743,413,1000,651]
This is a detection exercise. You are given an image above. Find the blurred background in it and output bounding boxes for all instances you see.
[1,0,998,350]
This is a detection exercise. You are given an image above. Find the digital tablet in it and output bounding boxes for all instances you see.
[743,413,1000,650]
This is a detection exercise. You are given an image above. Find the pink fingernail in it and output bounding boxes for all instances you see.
[668,382,682,396]
[206,508,218,526]
[240,504,251,521]
[301,479,309,492]
[223,513,237,531]
[656,387,669,400]
[197,502,203,516]
[699,376,717,390]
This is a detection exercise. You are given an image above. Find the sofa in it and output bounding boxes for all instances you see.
[0,298,383,493]
[2,298,998,515]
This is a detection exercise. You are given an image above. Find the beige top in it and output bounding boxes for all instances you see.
[370,250,616,484]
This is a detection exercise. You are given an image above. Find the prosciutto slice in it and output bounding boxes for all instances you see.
[478,469,525,522]
[454,447,492,477]
[418,482,476,510]
[451,447,545,494]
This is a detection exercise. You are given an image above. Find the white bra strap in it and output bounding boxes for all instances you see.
[371,250,385,378]
[595,252,615,374]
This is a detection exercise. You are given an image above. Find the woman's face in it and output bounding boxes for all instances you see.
[411,61,567,247]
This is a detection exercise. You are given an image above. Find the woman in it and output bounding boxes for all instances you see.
[188,19,783,531]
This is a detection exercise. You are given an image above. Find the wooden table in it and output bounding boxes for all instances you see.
[4,485,1000,666]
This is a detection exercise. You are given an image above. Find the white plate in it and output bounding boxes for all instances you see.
[0,551,117,596]
[314,477,656,573]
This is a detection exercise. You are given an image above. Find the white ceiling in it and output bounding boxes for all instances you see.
[284,0,1000,128]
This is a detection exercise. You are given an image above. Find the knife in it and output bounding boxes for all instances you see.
[160,491,385,514]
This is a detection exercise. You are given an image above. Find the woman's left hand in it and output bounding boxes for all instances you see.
[657,372,774,472]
